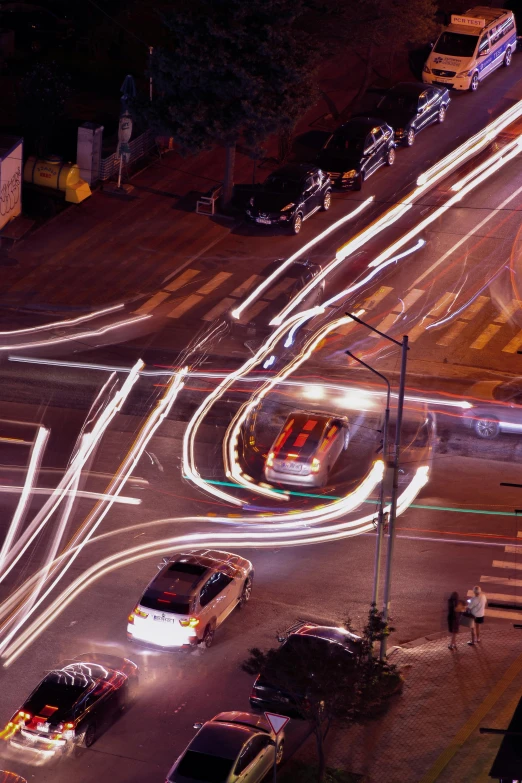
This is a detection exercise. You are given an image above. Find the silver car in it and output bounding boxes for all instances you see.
[264,411,350,488]
[166,711,284,783]
[462,380,522,439]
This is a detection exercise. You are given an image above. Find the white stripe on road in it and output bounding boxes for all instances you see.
[492,560,522,570]
[502,330,522,354]
[481,575,522,586]
[135,291,170,315]
[495,299,522,324]
[436,319,468,347]
[468,589,522,604]
[163,268,200,292]
[202,297,236,321]
[461,295,489,321]
[483,607,522,620]
[196,271,232,295]
[230,275,261,298]
[167,294,204,319]
[471,323,501,350]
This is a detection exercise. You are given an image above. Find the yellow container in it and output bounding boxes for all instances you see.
[23,156,91,204]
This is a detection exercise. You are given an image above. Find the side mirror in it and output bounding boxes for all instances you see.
[480,49,489,56]
[157,556,169,570]
[193,722,203,730]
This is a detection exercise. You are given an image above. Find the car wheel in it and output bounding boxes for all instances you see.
[290,213,302,235]
[276,739,284,765]
[353,173,363,191]
[503,47,512,67]
[321,189,331,211]
[470,72,479,91]
[406,128,415,147]
[75,723,96,754]
[386,147,396,166]
[203,624,215,648]
[474,417,499,439]
[239,576,253,608]
[438,105,446,123]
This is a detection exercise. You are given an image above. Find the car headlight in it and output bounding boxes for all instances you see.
[342,170,357,178]
[456,69,471,77]
[281,203,295,211]
[423,64,431,74]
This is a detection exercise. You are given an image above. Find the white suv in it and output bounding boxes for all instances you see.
[127,549,254,649]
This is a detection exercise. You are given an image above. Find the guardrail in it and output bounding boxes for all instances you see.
[98,130,156,182]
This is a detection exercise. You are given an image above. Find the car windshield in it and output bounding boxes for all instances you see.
[433,31,478,57]
[140,590,191,614]
[264,175,300,195]
[379,94,419,114]
[174,750,235,782]
[325,133,365,154]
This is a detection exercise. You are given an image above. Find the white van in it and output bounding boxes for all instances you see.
[423,6,516,91]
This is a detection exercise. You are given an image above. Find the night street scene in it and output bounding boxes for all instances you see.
[6,0,522,782]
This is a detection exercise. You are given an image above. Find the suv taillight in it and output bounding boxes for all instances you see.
[311,457,321,473]
[266,451,275,467]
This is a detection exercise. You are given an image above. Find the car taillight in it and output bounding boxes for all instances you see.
[311,457,321,473]
[127,613,135,624]
[17,711,30,722]
[134,606,148,618]
[179,617,199,627]
[266,451,275,467]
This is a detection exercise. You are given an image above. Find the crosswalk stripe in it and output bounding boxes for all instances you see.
[492,560,522,571]
[167,294,204,319]
[163,268,200,292]
[408,317,434,343]
[361,285,393,311]
[196,271,232,295]
[202,297,236,321]
[397,288,425,311]
[484,607,522,620]
[263,278,294,301]
[429,291,456,319]
[471,323,502,350]
[436,319,468,347]
[372,312,398,335]
[461,295,489,320]
[502,330,522,353]
[468,589,522,604]
[481,575,522,587]
[230,275,261,298]
[237,300,270,323]
[503,545,522,554]
[495,299,522,324]
[135,291,170,315]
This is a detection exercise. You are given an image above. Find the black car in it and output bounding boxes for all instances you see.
[316,117,395,190]
[246,164,331,235]
[6,653,138,756]
[373,82,450,147]
[250,623,361,715]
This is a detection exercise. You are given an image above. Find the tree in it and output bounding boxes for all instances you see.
[137,0,320,205]
[242,607,402,783]
[17,63,72,158]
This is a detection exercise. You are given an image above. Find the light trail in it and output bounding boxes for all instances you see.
[0,486,141,504]
[0,314,150,351]
[230,197,374,321]
[0,464,429,667]
[0,303,124,335]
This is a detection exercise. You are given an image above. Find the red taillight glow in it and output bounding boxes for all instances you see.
[266,451,275,467]
[311,457,321,473]
[179,617,199,627]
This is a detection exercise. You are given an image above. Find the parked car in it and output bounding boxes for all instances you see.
[166,711,284,783]
[462,379,522,438]
[316,117,395,190]
[373,82,450,147]
[127,549,254,649]
[245,164,331,235]
[250,622,361,715]
[6,654,138,755]
[264,412,350,488]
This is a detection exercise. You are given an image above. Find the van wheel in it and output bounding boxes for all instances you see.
[438,106,446,123]
[386,147,396,166]
[203,624,215,648]
[503,47,512,67]
[321,189,331,211]
[406,128,415,147]
[470,72,479,91]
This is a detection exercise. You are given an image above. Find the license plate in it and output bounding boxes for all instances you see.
[283,462,302,471]
[256,217,271,224]
[153,615,174,623]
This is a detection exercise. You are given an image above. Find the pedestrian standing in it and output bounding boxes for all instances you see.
[448,591,465,650]
[467,585,487,645]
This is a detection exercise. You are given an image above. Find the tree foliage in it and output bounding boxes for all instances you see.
[243,607,402,783]
[17,63,72,157]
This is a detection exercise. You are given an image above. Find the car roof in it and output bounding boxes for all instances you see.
[269,163,320,180]
[154,550,247,596]
[190,721,257,758]
[294,624,362,649]
[213,711,272,734]
[336,117,385,135]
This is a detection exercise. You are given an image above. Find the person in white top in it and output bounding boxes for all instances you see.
[467,585,487,645]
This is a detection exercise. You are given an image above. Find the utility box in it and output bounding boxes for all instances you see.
[0,135,22,231]
[77,122,104,185]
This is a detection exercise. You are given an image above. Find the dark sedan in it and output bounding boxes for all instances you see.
[316,117,395,190]
[250,623,361,715]
[5,653,138,757]
[245,164,331,235]
[373,82,450,147]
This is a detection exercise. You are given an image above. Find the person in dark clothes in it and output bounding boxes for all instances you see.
[448,591,465,650]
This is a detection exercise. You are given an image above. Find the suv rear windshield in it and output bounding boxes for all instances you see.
[174,751,234,782]
[433,31,477,57]
[140,590,191,614]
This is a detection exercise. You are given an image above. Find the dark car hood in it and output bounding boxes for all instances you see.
[373,108,412,129]
[252,190,299,212]
[316,150,361,172]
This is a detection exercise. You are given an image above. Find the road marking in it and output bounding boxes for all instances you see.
[135,291,170,315]
[471,323,502,350]
[397,287,425,311]
[484,607,522,620]
[504,545,522,554]
[202,297,236,321]
[163,268,200,292]
[429,291,457,319]
[237,299,270,323]
[167,294,204,319]
[492,560,522,571]
[418,648,522,783]
[468,589,522,604]
[230,275,261,298]
[372,312,399,335]
[361,285,393,311]
[263,278,294,301]
[481,575,522,587]
[370,288,424,336]
[410,181,522,290]
[196,271,232,295]
[436,319,468,347]
[461,294,489,320]
[495,299,522,324]
[408,317,434,343]
[502,329,522,353]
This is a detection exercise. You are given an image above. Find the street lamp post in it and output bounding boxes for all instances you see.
[345,312,409,660]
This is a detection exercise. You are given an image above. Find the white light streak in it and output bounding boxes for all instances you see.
[0,304,124,336]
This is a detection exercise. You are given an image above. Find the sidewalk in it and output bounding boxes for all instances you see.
[293,627,522,782]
